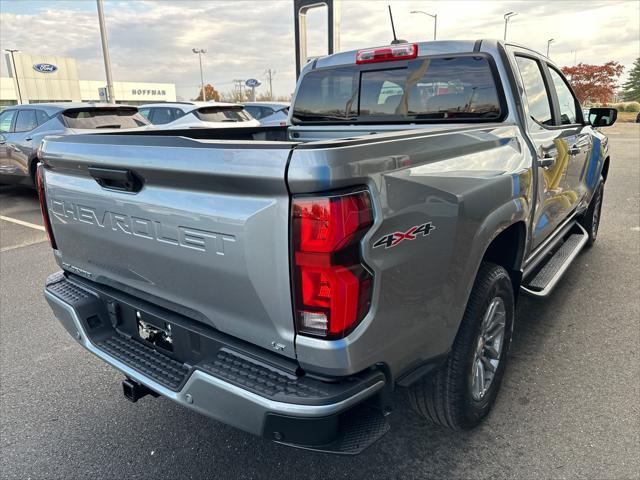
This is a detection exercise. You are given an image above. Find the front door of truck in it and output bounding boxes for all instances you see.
[544,65,593,213]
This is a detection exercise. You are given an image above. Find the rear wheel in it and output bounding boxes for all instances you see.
[579,178,604,247]
[408,262,514,429]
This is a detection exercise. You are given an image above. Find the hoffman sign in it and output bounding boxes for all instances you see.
[131,89,167,96]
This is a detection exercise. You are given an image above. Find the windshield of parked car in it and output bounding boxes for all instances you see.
[62,108,149,129]
[292,55,503,124]
[194,107,253,123]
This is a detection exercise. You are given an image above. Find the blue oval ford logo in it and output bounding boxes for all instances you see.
[33,63,58,73]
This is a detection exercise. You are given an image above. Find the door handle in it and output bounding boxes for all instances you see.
[88,166,143,192]
[538,153,556,168]
[25,137,33,142]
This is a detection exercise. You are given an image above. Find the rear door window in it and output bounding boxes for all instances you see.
[14,110,38,132]
[0,110,16,133]
[150,107,183,124]
[514,56,553,127]
[62,108,149,129]
[35,110,50,126]
[292,55,502,123]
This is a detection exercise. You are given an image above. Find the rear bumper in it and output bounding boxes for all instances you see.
[44,272,387,451]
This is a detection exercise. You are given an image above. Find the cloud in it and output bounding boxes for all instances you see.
[1,0,638,100]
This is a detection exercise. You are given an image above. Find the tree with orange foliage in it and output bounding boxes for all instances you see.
[194,84,221,102]
[561,62,624,105]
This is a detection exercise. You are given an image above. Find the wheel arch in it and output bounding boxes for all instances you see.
[28,153,40,185]
[481,220,527,294]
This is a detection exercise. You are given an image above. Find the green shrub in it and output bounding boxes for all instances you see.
[608,102,639,112]
[624,101,640,112]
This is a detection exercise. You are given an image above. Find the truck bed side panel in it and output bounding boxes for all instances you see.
[288,124,534,377]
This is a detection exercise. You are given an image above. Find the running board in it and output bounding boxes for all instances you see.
[521,223,588,297]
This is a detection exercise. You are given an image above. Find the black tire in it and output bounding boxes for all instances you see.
[408,262,514,430]
[29,159,39,187]
[579,177,604,247]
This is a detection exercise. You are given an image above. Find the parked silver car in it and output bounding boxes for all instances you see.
[139,102,260,129]
[243,102,289,126]
[0,103,149,186]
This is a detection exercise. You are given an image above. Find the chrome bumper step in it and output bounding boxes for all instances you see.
[521,223,588,297]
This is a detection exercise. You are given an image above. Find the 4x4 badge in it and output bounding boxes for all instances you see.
[373,222,435,249]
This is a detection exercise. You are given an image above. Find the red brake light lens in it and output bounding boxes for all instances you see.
[356,43,418,64]
[36,163,57,250]
[292,191,374,338]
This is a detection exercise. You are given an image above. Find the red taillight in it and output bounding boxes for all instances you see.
[356,43,418,64]
[36,163,57,250]
[292,190,374,338]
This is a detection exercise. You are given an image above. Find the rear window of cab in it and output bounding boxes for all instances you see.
[292,55,503,124]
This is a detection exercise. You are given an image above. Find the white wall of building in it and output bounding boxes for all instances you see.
[79,80,176,103]
[2,52,176,106]
[9,52,82,102]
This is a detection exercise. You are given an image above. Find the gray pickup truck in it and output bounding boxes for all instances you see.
[39,40,616,454]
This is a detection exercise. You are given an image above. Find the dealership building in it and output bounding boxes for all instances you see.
[1,52,176,108]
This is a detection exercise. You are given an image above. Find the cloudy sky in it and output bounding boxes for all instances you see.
[1,0,638,100]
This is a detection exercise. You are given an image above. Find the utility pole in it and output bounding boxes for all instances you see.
[96,0,115,103]
[546,38,554,57]
[264,69,275,100]
[410,11,437,41]
[192,48,207,101]
[4,49,23,104]
[503,12,517,41]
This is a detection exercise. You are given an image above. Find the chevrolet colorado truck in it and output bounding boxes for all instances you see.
[39,40,616,454]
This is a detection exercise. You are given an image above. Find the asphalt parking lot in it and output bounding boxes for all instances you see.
[1,123,638,479]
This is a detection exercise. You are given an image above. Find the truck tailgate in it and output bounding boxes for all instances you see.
[41,134,297,357]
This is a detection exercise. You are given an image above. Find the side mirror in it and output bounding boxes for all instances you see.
[587,107,617,127]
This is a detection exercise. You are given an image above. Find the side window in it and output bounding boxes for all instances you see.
[0,110,16,133]
[14,110,38,132]
[171,108,185,120]
[548,67,578,125]
[138,108,151,120]
[260,107,275,118]
[35,110,50,126]
[150,107,180,125]
[514,56,553,127]
[245,106,263,119]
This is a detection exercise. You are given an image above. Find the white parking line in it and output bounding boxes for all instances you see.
[0,215,45,231]
[0,238,47,253]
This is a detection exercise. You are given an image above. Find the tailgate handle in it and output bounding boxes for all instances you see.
[88,167,143,192]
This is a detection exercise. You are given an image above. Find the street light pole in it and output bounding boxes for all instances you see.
[192,48,207,101]
[503,12,517,41]
[4,49,23,104]
[96,0,115,103]
[410,10,437,40]
[546,38,555,57]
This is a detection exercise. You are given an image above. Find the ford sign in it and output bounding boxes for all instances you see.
[245,78,261,88]
[33,63,58,73]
